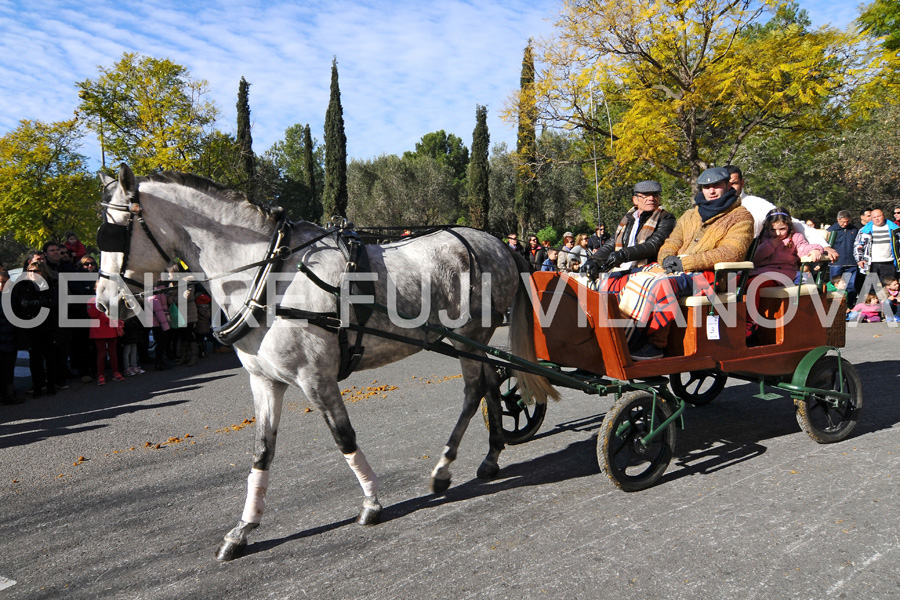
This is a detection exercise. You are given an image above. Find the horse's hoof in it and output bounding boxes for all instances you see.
[476,461,499,480]
[357,505,383,526]
[215,539,247,562]
[430,476,451,496]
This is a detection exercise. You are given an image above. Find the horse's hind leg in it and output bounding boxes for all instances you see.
[430,357,504,495]
[300,374,383,526]
[216,373,286,562]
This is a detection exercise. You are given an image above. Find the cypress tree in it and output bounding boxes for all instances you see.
[514,41,537,236]
[323,58,348,220]
[236,76,255,199]
[302,123,322,222]
[467,105,490,230]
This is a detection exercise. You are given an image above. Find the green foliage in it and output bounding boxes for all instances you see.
[466,106,490,229]
[261,123,324,221]
[302,124,322,222]
[194,130,243,188]
[0,119,98,253]
[534,224,558,247]
[324,58,348,220]
[403,130,470,191]
[347,154,461,226]
[77,52,219,175]
[488,135,589,238]
[515,41,538,234]
[858,0,900,51]
[825,102,900,215]
[236,77,256,199]
[488,142,517,235]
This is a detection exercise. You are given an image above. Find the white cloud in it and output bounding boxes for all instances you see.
[0,0,859,174]
[0,0,556,170]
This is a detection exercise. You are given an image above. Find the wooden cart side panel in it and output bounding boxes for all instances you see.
[528,273,607,375]
[594,292,633,381]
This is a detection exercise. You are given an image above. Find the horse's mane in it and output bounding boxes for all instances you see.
[143,171,276,221]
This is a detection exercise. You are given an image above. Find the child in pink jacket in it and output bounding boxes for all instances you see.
[746,207,824,339]
[87,294,125,385]
[847,293,882,322]
[751,207,824,280]
[146,285,171,370]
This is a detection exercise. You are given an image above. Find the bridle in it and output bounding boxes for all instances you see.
[97,180,173,293]
[95,178,338,345]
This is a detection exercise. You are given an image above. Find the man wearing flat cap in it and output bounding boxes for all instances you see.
[584,180,676,275]
[614,167,755,360]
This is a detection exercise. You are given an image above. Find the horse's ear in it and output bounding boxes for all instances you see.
[98,172,114,186]
[117,163,136,194]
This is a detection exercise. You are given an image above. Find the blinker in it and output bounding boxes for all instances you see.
[97,222,129,253]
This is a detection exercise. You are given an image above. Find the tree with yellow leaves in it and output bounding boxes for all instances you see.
[517,0,879,190]
[77,53,219,175]
[0,119,97,250]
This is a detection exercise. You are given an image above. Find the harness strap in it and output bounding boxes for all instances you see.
[330,229,374,380]
[214,212,292,345]
[137,215,172,265]
[275,306,547,381]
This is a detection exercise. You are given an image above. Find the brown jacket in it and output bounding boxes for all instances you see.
[657,199,754,272]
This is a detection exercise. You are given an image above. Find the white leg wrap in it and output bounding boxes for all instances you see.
[344,449,378,497]
[240,469,270,524]
[431,446,453,480]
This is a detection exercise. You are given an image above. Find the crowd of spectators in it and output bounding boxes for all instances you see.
[0,233,227,406]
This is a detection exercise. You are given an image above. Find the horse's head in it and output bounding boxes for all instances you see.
[95,163,173,319]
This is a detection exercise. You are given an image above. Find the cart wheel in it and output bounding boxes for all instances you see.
[480,368,547,445]
[670,370,727,406]
[795,356,862,444]
[598,391,676,492]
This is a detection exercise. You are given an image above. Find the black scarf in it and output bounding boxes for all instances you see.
[695,187,738,222]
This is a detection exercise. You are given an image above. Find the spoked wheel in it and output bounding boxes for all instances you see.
[598,391,676,491]
[795,356,862,444]
[481,367,547,445]
[670,370,727,406]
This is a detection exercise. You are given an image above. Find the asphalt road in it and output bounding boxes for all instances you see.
[1,322,898,599]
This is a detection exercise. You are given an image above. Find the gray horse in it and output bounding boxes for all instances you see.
[95,164,557,561]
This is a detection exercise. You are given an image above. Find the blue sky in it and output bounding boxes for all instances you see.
[0,0,861,170]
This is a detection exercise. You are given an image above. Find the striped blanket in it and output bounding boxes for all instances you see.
[603,265,715,332]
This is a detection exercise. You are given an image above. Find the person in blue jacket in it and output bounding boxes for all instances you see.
[826,210,861,305]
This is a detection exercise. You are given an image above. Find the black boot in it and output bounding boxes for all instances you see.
[1,384,24,405]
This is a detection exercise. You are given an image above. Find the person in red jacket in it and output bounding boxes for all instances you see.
[64,232,87,261]
[87,287,124,385]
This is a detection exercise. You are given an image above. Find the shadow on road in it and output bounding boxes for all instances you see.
[0,355,240,449]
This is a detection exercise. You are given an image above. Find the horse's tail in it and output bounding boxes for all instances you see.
[508,255,560,404]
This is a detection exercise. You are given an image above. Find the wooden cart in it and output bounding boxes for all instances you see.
[487,264,859,491]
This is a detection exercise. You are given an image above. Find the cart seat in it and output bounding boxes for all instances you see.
[758,283,819,298]
[676,261,754,308]
[679,292,738,307]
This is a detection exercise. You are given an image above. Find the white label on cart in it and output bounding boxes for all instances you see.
[706,315,720,340]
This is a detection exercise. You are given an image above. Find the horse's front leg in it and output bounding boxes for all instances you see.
[430,358,503,495]
[301,374,383,526]
[216,373,286,562]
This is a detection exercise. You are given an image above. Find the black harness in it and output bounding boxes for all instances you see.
[97,180,377,379]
